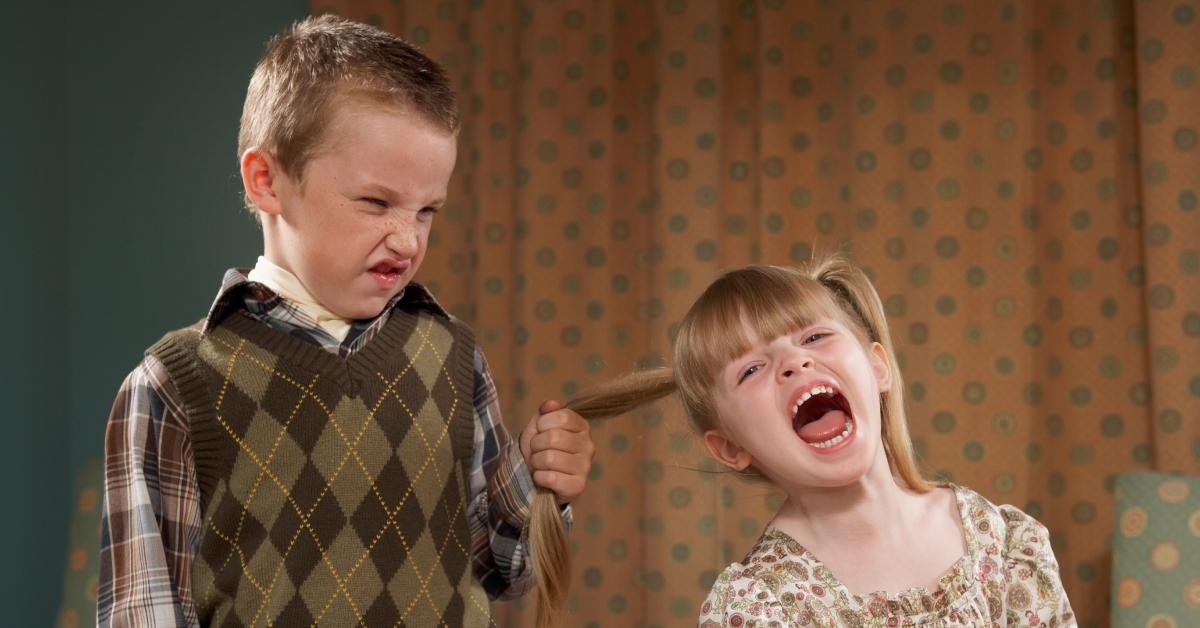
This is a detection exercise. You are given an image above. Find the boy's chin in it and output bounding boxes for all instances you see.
[329,295,391,321]
[331,284,409,320]
[343,302,390,320]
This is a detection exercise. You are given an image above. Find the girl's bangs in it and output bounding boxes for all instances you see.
[676,266,845,394]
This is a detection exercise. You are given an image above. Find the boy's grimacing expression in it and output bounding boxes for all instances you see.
[245,97,457,320]
[705,317,893,494]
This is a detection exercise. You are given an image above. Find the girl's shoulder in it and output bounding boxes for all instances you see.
[719,525,818,579]
[947,483,1050,541]
[950,487,1046,530]
[945,485,1076,623]
[699,528,823,625]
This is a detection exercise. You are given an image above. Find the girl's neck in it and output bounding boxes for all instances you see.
[773,461,920,547]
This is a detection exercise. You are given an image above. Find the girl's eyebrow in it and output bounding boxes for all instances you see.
[726,353,751,377]
[724,344,758,376]
[788,323,818,340]
[797,319,836,335]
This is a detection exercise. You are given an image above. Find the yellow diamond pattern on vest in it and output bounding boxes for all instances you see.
[152,309,491,627]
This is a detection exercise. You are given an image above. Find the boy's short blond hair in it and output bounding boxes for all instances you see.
[238,14,459,210]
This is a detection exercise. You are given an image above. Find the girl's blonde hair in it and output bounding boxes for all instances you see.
[529,254,930,627]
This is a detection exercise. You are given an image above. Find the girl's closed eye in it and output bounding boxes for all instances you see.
[802,331,829,344]
[736,363,762,385]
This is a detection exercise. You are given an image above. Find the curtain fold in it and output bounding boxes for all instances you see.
[314,1,1198,625]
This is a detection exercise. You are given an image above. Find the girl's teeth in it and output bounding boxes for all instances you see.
[809,417,854,449]
[793,385,837,416]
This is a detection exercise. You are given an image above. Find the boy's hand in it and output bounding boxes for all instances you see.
[519,400,594,505]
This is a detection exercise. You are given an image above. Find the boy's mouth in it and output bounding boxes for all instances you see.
[368,260,409,288]
[791,384,855,449]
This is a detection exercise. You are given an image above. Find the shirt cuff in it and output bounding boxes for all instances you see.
[490,440,536,529]
[489,440,575,532]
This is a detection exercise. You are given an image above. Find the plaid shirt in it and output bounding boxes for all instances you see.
[98,269,563,627]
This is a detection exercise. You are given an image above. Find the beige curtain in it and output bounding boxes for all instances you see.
[315,1,1198,625]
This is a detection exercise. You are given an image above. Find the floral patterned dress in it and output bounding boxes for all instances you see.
[699,485,1075,627]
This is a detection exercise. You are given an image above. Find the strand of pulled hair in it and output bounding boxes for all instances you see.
[529,368,675,628]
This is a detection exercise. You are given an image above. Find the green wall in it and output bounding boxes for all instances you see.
[2,1,306,623]
[2,2,71,624]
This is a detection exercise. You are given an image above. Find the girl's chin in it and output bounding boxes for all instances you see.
[783,454,882,491]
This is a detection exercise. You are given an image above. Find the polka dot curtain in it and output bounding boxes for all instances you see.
[56,461,102,628]
[1112,472,1200,626]
[314,1,1198,626]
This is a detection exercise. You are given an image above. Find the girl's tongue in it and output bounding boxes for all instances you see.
[797,410,849,443]
[793,391,853,443]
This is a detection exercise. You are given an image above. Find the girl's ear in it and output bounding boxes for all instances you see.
[869,342,892,392]
[703,430,752,471]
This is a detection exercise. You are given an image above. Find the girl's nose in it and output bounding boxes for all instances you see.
[778,355,813,380]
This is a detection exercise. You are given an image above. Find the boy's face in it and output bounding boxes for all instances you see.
[262,98,457,319]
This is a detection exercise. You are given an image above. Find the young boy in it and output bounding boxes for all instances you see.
[98,15,593,627]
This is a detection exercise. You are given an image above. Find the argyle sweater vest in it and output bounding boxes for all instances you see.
[148,305,491,627]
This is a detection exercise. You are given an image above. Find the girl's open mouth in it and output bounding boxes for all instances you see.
[792,386,855,449]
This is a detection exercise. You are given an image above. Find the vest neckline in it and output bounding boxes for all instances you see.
[219,309,417,395]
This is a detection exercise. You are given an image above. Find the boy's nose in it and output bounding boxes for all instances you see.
[385,226,419,257]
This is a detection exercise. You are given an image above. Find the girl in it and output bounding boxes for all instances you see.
[533,255,1074,627]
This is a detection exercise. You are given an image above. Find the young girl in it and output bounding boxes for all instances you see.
[539,255,1074,626]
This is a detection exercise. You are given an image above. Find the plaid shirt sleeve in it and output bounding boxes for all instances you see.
[467,346,573,600]
[98,354,202,628]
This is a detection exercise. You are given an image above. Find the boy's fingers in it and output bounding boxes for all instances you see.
[535,409,589,433]
[538,399,564,414]
[532,469,556,490]
[532,470,585,504]
[521,406,580,462]
[528,449,590,475]
[529,429,594,455]
[519,417,539,461]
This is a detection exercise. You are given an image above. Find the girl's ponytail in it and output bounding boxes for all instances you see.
[530,368,676,628]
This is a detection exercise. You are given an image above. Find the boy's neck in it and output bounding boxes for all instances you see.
[247,255,353,341]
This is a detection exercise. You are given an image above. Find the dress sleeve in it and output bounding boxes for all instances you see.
[98,355,203,628]
[999,505,1077,626]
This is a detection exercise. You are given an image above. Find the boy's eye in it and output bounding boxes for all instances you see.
[360,197,388,208]
[803,332,828,344]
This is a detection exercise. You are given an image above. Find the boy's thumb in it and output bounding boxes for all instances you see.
[538,399,563,414]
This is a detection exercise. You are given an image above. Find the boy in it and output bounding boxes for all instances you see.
[98,15,593,627]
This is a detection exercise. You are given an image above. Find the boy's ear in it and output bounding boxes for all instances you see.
[240,147,283,216]
[869,342,892,393]
[703,430,752,471]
